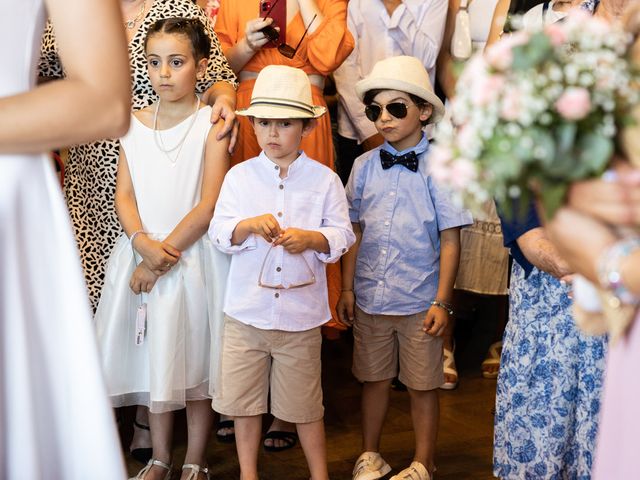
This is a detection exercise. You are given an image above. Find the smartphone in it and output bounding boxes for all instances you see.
[259,0,286,48]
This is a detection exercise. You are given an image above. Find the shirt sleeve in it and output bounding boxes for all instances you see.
[213,0,238,52]
[311,174,356,263]
[303,0,355,76]
[209,171,257,253]
[427,176,473,231]
[332,3,379,143]
[345,152,368,224]
[384,0,447,76]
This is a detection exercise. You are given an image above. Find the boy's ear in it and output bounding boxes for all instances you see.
[196,58,208,79]
[301,118,317,137]
[419,103,433,123]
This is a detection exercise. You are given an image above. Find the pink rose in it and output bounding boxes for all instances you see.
[472,73,506,107]
[555,87,591,120]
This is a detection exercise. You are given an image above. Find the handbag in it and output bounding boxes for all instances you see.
[451,0,472,61]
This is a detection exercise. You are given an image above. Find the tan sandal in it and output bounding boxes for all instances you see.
[182,463,210,480]
[440,345,458,390]
[129,458,172,480]
[481,341,502,379]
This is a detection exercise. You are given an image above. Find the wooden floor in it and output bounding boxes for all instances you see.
[121,330,498,479]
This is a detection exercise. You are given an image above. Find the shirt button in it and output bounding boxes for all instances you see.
[275,165,279,170]
[216,239,220,243]
[276,266,282,272]
[381,249,387,255]
[341,248,346,253]
[275,292,280,298]
[389,192,395,196]
[277,212,283,217]
[279,184,284,190]
[384,221,390,226]
[378,280,384,286]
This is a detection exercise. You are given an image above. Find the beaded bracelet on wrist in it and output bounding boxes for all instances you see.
[597,237,640,308]
[430,300,454,316]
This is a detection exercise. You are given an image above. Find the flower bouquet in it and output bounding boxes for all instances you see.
[430,9,639,220]
[430,8,640,341]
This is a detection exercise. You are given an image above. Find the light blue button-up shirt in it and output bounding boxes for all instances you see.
[346,135,473,315]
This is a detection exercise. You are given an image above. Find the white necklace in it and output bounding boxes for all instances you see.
[153,96,201,164]
[124,0,147,29]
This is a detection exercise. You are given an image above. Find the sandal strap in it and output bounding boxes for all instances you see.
[182,464,210,480]
[133,419,151,431]
[134,459,172,479]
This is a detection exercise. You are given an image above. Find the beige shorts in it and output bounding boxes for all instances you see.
[352,306,444,391]
[213,315,324,424]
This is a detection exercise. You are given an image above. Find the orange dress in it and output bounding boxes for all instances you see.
[216,0,354,331]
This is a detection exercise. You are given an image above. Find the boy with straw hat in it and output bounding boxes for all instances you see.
[209,64,355,480]
[336,55,472,480]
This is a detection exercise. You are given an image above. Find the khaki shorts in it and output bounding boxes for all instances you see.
[213,315,324,424]
[352,306,444,391]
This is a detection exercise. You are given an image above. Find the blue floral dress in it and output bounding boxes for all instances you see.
[493,262,607,479]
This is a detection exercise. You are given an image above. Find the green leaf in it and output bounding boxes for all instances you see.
[511,32,554,70]
[570,132,613,180]
[537,181,568,220]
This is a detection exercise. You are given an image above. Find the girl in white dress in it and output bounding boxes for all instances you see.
[94,17,229,480]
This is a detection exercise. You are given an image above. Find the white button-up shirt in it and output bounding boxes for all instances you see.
[333,0,448,143]
[210,151,355,332]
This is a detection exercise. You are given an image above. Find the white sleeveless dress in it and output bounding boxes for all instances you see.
[0,1,125,478]
[95,105,229,414]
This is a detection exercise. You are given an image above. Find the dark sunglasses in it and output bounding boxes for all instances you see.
[364,102,422,122]
[259,0,317,59]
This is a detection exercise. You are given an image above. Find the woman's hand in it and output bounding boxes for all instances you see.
[245,17,275,52]
[209,94,238,153]
[129,264,159,294]
[133,235,180,275]
[547,207,618,283]
[565,161,640,226]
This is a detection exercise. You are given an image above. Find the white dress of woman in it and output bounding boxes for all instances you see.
[0,0,130,478]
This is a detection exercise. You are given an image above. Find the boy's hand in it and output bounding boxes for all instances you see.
[134,235,180,275]
[247,214,282,243]
[129,263,158,295]
[272,227,313,253]
[336,290,356,326]
[422,305,449,337]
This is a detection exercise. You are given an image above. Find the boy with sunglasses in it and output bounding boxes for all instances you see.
[336,56,472,480]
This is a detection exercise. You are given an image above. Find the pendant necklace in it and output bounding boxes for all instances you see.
[153,96,201,164]
[124,0,147,29]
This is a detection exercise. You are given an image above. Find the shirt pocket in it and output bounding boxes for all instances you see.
[287,191,325,229]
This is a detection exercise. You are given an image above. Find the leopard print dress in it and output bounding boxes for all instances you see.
[38,0,236,311]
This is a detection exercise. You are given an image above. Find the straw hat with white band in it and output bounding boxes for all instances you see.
[236,65,326,119]
[355,55,445,124]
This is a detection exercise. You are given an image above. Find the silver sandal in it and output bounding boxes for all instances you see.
[129,458,172,480]
[182,463,210,480]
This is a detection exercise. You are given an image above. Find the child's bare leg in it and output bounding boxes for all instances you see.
[234,415,262,480]
[361,379,393,452]
[407,387,438,472]
[181,400,214,479]
[296,419,329,480]
[147,410,174,480]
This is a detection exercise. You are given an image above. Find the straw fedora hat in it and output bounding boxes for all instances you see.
[355,56,445,124]
[236,65,326,119]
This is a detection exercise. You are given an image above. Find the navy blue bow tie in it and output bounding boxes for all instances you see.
[380,149,419,172]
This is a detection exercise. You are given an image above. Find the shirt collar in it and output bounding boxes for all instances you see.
[257,150,307,179]
[382,133,429,157]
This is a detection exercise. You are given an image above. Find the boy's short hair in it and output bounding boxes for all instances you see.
[362,89,432,127]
